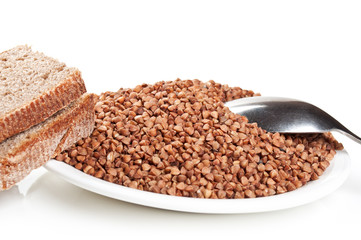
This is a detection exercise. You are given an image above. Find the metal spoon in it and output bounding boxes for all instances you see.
[225,96,361,144]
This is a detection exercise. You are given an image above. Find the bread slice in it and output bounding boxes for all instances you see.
[0,45,86,143]
[0,93,97,191]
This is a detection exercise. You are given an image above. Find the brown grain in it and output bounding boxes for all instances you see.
[55,79,343,199]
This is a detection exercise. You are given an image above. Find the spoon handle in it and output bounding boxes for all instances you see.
[336,127,361,145]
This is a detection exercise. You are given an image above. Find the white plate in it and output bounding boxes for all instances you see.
[45,150,351,214]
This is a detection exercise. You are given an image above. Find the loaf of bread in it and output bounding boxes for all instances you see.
[0,93,97,191]
[0,45,97,191]
[0,45,86,142]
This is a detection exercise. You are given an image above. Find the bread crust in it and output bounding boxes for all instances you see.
[0,93,96,190]
[0,70,86,143]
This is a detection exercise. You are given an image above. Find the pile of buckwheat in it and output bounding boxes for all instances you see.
[55,79,343,199]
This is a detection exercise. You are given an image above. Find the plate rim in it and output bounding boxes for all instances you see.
[45,150,351,214]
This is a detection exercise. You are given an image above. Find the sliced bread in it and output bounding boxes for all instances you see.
[0,45,86,142]
[0,93,97,191]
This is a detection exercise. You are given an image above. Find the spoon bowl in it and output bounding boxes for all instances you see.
[225,96,361,144]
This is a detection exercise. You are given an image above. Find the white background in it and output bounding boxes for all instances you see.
[1,0,361,239]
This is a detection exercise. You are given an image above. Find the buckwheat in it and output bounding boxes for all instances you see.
[56,79,343,199]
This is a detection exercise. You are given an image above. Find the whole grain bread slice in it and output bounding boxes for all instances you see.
[0,45,86,142]
[0,93,97,191]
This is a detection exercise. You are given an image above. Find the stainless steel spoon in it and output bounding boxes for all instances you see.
[225,96,361,144]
